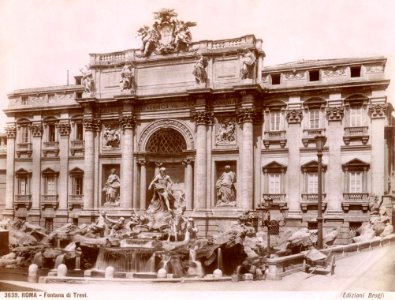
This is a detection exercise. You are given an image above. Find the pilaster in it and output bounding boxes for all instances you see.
[57,121,70,211]
[4,125,16,217]
[30,122,42,213]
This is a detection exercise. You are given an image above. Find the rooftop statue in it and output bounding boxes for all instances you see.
[192,54,209,84]
[120,64,135,92]
[240,48,257,80]
[80,65,95,96]
[138,9,196,57]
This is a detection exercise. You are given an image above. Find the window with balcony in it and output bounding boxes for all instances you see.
[15,168,31,209]
[344,95,369,145]
[301,160,327,211]
[76,123,84,141]
[42,168,59,208]
[302,98,326,147]
[69,167,84,210]
[47,123,56,142]
[263,103,287,149]
[16,122,32,158]
[262,162,287,209]
[342,158,370,212]
[70,120,84,156]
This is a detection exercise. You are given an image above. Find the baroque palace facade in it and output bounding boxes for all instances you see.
[2,10,394,236]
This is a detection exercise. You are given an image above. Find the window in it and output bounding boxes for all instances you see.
[76,123,84,141]
[307,173,318,194]
[350,66,361,78]
[270,111,281,131]
[263,162,287,197]
[42,168,58,196]
[309,109,320,129]
[350,107,363,127]
[18,177,28,195]
[47,124,56,142]
[349,171,363,193]
[268,173,281,194]
[72,177,83,195]
[342,159,370,195]
[309,70,320,82]
[20,126,29,143]
[271,74,281,85]
[21,97,29,105]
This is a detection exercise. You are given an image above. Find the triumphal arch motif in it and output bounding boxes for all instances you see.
[4,8,392,237]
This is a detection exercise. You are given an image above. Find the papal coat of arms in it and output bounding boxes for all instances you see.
[138,9,196,57]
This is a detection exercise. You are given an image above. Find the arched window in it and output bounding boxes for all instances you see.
[146,129,186,154]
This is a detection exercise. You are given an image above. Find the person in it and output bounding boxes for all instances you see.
[216,165,237,206]
[148,167,174,212]
[240,48,256,79]
[103,169,120,203]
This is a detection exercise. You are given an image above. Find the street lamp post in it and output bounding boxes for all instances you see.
[256,196,285,257]
[315,135,326,249]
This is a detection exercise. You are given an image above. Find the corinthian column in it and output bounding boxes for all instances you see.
[238,108,255,209]
[4,125,16,216]
[83,117,95,210]
[120,115,135,209]
[194,111,208,209]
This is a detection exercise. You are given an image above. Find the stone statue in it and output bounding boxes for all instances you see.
[216,120,236,145]
[147,167,174,213]
[216,165,237,206]
[240,48,256,80]
[102,169,120,204]
[120,64,135,91]
[137,9,196,57]
[103,125,121,148]
[80,65,95,95]
[192,54,209,84]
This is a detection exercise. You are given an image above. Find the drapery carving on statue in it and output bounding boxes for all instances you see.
[216,165,237,207]
[103,124,121,149]
[137,9,196,57]
[215,119,236,145]
[138,119,194,151]
[102,168,120,207]
[192,54,209,84]
[120,64,135,92]
[80,65,95,96]
[240,48,256,80]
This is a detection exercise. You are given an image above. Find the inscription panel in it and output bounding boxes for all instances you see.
[137,63,195,86]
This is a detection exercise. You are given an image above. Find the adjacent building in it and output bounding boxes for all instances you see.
[2,11,394,237]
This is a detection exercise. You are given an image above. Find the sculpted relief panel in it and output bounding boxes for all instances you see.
[102,123,121,149]
[215,118,236,146]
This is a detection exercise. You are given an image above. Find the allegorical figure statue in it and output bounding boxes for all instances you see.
[147,167,174,213]
[216,165,237,206]
[80,65,95,95]
[120,64,135,91]
[103,168,120,204]
[240,48,256,80]
[192,54,209,84]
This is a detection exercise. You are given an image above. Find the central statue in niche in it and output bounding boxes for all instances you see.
[147,167,175,213]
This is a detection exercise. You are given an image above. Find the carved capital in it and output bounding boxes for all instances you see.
[326,107,344,122]
[119,115,136,130]
[237,108,256,123]
[30,123,43,137]
[286,110,303,124]
[57,122,71,136]
[182,158,194,166]
[193,111,213,125]
[138,160,146,166]
[83,117,101,131]
[5,126,16,139]
[369,104,388,119]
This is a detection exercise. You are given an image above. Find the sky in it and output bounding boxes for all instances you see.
[1,0,395,130]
